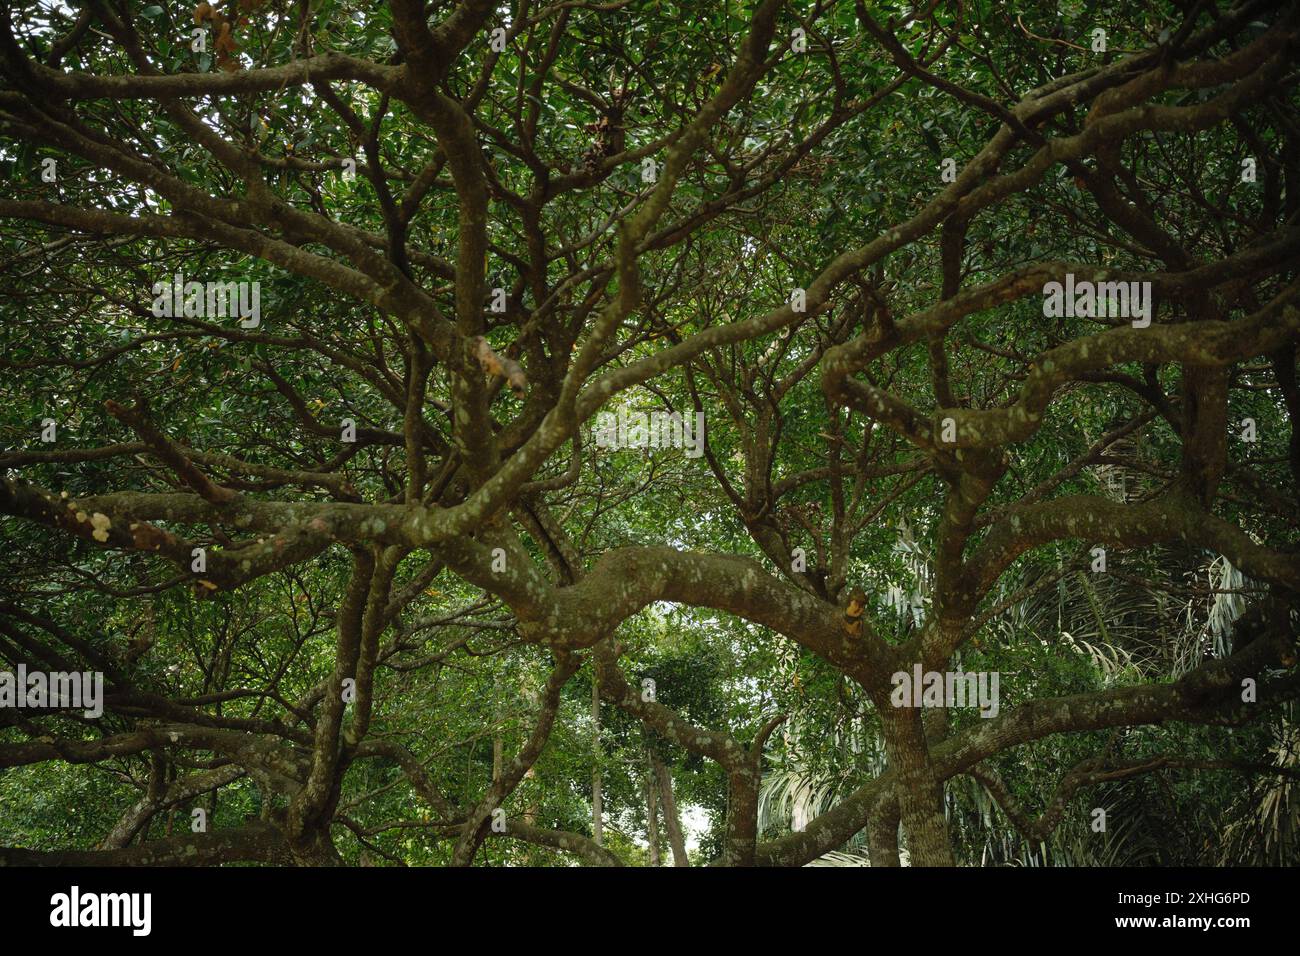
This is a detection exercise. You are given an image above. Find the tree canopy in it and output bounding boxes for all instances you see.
[1,0,1298,867]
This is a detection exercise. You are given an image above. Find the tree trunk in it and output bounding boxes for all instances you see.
[723,764,761,866]
[867,797,902,867]
[880,707,954,866]
[288,827,344,866]
[591,677,603,845]
[655,758,689,866]
[643,756,661,866]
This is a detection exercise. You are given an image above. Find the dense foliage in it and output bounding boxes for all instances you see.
[1,0,1298,866]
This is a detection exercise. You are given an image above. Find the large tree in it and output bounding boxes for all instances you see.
[1,0,1298,867]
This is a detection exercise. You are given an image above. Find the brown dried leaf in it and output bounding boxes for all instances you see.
[474,336,527,397]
